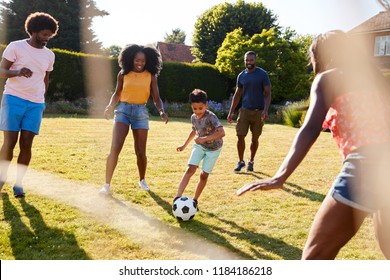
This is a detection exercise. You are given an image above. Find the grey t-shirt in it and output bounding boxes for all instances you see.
[191,110,223,151]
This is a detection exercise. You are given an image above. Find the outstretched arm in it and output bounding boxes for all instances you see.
[177,130,196,151]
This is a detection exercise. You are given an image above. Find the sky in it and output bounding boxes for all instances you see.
[92,0,385,48]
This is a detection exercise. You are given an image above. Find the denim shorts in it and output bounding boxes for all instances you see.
[188,143,222,174]
[0,94,45,135]
[114,102,149,129]
[330,144,390,213]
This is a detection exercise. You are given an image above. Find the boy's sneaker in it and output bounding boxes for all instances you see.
[138,179,150,191]
[247,160,254,172]
[234,160,245,172]
[99,184,111,196]
[13,185,25,198]
[193,199,199,212]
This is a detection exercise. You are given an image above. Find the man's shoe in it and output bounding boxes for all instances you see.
[247,160,254,172]
[234,161,245,172]
[13,185,25,198]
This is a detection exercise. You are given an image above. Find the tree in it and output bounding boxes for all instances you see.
[164,28,186,44]
[102,45,122,59]
[192,0,278,64]
[215,28,313,103]
[0,0,108,53]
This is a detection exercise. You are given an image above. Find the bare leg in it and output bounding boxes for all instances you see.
[132,129,148,181]
[249,135,259,162]
[15,130,36,186]
[237,135,245,162]
[0,131,18,183]
[105,122,129,185]
[373,208,390,259]
[302,193,367,259]
[176,164,197,198]
[193,170,209,201]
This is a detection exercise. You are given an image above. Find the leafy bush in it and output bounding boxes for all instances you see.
[158,62,230,103]
[45,98,90,115]
[282,100,309,128]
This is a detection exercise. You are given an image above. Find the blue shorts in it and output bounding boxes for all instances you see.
[0,94,45,135]
[188,144,222,174]
[330,144,390,213]
[114,102,149,129]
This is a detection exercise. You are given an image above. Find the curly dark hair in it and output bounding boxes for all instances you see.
[189,89,208,104]
[24,12,59,37]
[118,44,162,75]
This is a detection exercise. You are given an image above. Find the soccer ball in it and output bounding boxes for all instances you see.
[172,196,198,221]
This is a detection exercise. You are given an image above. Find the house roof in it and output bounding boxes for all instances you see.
[349,10,390,34]
[156,42,195,63]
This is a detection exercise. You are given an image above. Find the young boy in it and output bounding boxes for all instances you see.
[174,89,225,209]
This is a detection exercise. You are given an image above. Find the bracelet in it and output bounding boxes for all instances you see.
[159,109,165,115]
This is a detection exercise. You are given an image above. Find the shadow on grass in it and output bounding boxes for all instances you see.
[2,194,89,259]
[237,171,325,202]
[148,191,302,260]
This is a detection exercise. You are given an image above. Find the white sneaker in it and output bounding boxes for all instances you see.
[99,184,111,196]
[138,179,150,191]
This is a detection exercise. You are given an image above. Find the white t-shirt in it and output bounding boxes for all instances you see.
[2,39,55,103]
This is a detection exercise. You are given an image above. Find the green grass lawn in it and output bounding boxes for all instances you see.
[0,115,384,259]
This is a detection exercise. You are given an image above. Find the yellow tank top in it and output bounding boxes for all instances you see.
[120,71,151,104]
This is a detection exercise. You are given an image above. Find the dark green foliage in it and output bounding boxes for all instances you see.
[282,100,309,128]
[0,45,229,114]
[0,0,108,53]
[164,28,186,44]
[216,28,314,104]
[157,62,230,103]
[192,0,278,64]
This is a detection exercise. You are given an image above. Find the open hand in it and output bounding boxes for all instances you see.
[160,112,168,124]
[236,178,283,196]
[104,105,114,120]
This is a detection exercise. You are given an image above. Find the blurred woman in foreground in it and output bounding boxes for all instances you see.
[237,30,390,259]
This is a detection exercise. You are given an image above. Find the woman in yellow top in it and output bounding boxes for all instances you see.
[100,44,168,194]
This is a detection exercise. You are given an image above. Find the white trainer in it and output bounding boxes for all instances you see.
[99,184,111,196]
[138,179,150,191]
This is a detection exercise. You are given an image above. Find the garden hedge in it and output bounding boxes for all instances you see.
[0,45,231,108]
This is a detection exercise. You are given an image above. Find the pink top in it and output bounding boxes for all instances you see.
[322,92,390,159]
[2,39,55,103]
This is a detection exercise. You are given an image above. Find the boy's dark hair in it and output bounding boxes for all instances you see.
[189,89,208,104]
[118,44,162,75]
[25,12,59,37]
